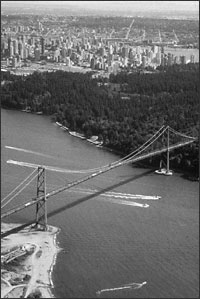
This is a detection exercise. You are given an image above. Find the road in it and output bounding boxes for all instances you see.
[125,18,134,39]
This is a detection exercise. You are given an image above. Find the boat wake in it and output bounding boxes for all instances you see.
[103,198,149,208]
[65,187,162,208]
[5,146,54,158]
[67,187,160,201]
[96,281,147,296]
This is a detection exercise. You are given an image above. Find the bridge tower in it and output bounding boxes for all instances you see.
[35,166,47,230]
[166,126,170,173]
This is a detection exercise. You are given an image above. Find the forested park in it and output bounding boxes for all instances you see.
[1,63,199,177]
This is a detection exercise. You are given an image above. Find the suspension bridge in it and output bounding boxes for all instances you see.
[1,125,197,233]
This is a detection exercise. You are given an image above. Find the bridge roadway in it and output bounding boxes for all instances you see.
[1,138,195,220]
[125,18,134,40]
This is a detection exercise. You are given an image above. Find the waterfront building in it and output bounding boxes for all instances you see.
[142,55,147,68]
[167,53,172,66]
[122,46,128,58]
[61,47,67,59]
[90,57,95,69]
[149,50,154,61]
[137,53,142,64]
[107,65,113,73]
[13,39,18,54]
[136,46,141,54]
[8,37,12,56]
[31,36,36,46]
[34,48,40,61]
[161,54,165,66]
[12,26,18,32]
[174,56,179,64]
[190,54,195,63]
[180,55,186,64]
[1,41,7,54]
[156,52,161,64]
[18,42,24,57]
[108,53,113,64]
[23,47,29,60]
[66,57,71,66]
[153,45,159,54]
[53,48,60,62]
[36,21,43,31]
[10,45,14,57]
[129,49,134,60]
[112,61,120,74]
[113,44,118,54]
[18,25,24,32]
[68,48,72,56]
[12,57,17,67]
[41,37,45,54]
[161,46,165,54]
[109,45,113,55]
[21,35,25,43]
[164,56,168,66]
[99,47,105,57]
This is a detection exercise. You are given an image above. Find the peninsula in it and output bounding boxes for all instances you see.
[1,222,60,298]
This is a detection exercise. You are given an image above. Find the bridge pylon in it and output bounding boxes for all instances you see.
[35,167,47,230]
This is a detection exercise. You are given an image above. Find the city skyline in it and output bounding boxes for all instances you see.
[2,1,199,13]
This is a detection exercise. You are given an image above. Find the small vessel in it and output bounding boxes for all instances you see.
[87,136,103,145]
[61,126,68,131]
[21,107,31,113]
[69,131,85,139]
[155,168,173,176]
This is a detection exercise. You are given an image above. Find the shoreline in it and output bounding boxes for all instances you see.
[55,121,199,179]
[1,222,61,298]
[1,108,198,178]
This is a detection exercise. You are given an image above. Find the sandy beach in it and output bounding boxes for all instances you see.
[1,222,61,298]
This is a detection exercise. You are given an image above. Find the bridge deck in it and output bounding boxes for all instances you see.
[1,138,195,220]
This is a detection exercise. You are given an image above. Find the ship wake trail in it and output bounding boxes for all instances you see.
[5,146,54,158]
[67,187,161,201]
[96,281,147,296]
[65,187,159,207]
[103,198,149,208]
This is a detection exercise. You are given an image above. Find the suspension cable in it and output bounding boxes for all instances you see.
[2,135,195,220]
[109,125,166,165]
[1,168,37,203]
[121,126,169,165]
[6,126,168,175]
[168,127,197,140]
[7,126,166,173]
[45,127,168,194]
[1,170,41,209]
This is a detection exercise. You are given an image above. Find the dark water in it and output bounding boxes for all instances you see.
[1,109,199,298]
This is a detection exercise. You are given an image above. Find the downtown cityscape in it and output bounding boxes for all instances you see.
[1,5,199,76]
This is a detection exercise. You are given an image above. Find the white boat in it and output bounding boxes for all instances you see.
[22,107,31,113]
[69,131,85,139]
[61,126,68,131]
[155,168,173,176]
[87,136,103,145]
[87,135,98,142]
[87,138,103,146]
[55,122,62,127]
